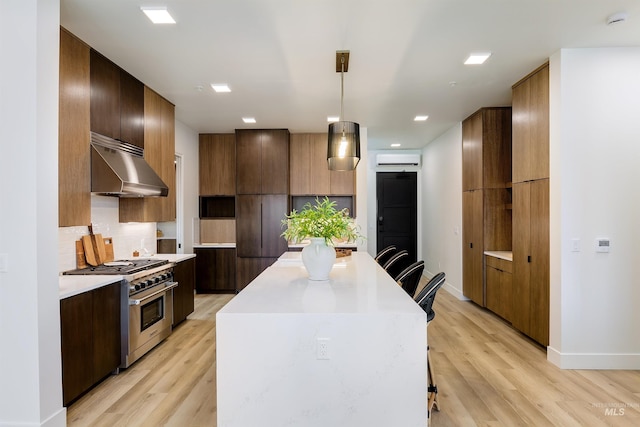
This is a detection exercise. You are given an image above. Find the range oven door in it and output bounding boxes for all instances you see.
[127,281,178,367]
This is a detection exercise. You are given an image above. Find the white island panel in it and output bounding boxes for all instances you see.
[217,253,427,427]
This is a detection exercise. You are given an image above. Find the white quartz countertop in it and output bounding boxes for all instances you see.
[59,275,124,300]
[219,252,424,315]
[484,250,513,261]
[287,240,357,249]
[193,243,236,248]
[58,253,196,299]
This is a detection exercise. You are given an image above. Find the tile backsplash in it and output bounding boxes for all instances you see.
[58,195,156,273]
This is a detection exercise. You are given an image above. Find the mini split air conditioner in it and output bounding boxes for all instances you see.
[375,153,421,167]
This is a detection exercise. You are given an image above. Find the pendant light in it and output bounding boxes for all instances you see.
[328,50,360,171]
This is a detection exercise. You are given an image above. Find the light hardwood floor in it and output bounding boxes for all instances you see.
[67,288,639,426]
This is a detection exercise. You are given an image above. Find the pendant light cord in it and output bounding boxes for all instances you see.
[340,54,345,135]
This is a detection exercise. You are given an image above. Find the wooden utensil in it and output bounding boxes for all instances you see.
[94,232,107,264]
[103,237,114,262]
[75,240,88,269]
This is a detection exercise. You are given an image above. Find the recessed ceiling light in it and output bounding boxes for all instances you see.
[414,115,429,121]
[242,117,256,124]
[140,7,176,24]
[211,84,231,93]
[327,116,340,123]
[391,143,401,147]
[464,52,491,65]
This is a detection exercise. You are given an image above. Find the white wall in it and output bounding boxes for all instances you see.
[0,0,66,426]
[548,48,640,369]
[421,125,464,297]
[175,120,200,253]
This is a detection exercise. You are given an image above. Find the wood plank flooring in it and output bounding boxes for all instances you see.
[67,288,640,426]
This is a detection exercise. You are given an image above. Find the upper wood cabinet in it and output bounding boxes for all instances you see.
[462,107,512,191]
[199,134,236,195]
[90,49,144,147]
[236,129,289,194]
[119,87,176,222]
[289,133,355,196]
[59,28,91,226]
[512,63,549,183]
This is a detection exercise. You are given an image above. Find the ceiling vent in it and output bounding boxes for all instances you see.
[376,153,421,167]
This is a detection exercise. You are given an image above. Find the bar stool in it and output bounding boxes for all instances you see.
[374,245,396,266]
[394,260,424,297]
[414,272,446,422]
[381,249,408,279]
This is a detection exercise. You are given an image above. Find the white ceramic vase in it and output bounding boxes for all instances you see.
[301,237,336,281]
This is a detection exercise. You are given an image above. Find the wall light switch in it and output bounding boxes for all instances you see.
[571,239,580,252]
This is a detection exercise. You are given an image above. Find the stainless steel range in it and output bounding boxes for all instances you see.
[64,258,178,368]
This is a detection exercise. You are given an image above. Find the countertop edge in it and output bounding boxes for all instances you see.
[484,251,513,262]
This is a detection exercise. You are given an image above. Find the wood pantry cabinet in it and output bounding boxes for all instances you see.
[289,133,355,196]
[461,107,512,306]
[236,129,289,195]
[60,281,121,406]
[194,248,236,293]
[173,257,195,326]
[199,133,236,196]
[512,63,549,183]
[512,179,549,346]
[59,28,91,227]
[485,255,513,322]
[119,87,176,222]
[236,195,288,258]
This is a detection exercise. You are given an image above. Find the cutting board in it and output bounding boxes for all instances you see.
[76,237,114,268]
[82,235,98,266]
[93,233,107,264]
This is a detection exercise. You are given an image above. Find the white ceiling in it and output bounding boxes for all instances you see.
[60,0,640,150]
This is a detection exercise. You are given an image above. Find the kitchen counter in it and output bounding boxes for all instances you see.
[287,240,357,249]
[216,252,427,426]
[484,250,513,262]
[59,275,124,299]
[59,253,196,299]
[193,243,236,249]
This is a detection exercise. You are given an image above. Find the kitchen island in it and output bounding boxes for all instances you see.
[216,252,427,427]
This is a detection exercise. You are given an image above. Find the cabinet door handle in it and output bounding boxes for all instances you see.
[260,202,263,248]
[470,242,473,249]
[527,255,532,263]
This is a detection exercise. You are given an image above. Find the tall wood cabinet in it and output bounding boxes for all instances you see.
[119,87,176,222]
[235,129,290,290]
[173,257,195,326]
[511,63,550,346]
[289,133,355,196]
[512,179,549,346]
[59,28,91,226]
[461,107,512,306]
[236,129,289,195]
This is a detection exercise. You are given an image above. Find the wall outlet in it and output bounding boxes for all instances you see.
[571,238,580,252]
[317,338,330,360]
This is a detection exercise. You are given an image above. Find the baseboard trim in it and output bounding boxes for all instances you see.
[0,407,66,427]
[547,346,640,369]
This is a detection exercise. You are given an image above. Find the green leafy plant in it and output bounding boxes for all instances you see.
[281,197,363,245]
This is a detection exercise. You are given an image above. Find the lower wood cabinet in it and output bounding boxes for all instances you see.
[60,281,121,406]
[236,257,278,291]
[195,248,237,293]
[173,257,195,326]
[485,256,513,322]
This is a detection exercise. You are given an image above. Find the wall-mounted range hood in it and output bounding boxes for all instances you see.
[90,132,169,197]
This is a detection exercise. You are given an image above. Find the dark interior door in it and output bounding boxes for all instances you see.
[376,172,417,263]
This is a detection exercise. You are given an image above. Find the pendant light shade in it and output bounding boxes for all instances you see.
[328,121,360,170]
[328,51,360,171]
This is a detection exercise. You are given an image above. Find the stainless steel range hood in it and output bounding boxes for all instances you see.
[90,132,169,197]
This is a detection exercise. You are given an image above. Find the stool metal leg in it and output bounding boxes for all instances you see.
[427,345,439,422]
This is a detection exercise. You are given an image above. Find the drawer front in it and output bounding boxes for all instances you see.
[486,255,512,273]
